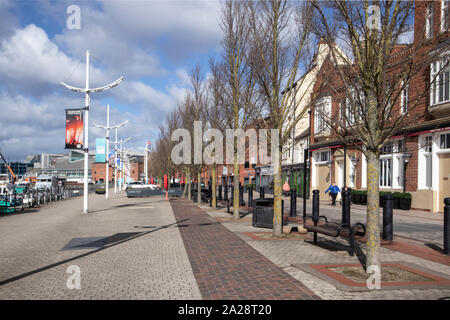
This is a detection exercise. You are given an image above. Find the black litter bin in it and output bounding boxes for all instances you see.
[252,198,286,228]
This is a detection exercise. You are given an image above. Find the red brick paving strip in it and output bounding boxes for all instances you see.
[170,198,319,300]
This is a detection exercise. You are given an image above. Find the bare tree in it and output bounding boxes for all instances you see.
[189,65,208,204]
[206,58,228,208]
[248,0,315,236]
[178,92,196,200]
[312,0,448,271]
[220,0,260,219]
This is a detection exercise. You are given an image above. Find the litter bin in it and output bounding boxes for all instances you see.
[252,198,286,229]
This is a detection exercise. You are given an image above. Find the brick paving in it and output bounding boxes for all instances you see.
[199,202,450,300]
[170,198,319,300]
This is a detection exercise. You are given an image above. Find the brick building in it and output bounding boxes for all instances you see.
[92,155,145,184]
[308,1,450,212]
[92,162,114,183]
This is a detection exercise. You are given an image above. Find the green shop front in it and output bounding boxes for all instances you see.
[254,164,309,198]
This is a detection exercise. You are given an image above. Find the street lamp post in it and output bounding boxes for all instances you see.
[94,110,127,199]
[60,50,123,214]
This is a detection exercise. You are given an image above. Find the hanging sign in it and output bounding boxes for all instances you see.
[95,138,106,163]
[65,109,84,149]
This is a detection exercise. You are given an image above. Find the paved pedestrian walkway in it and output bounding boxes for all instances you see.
[170,198,319,300]
[199,201,450,300]
[0,192,201,299]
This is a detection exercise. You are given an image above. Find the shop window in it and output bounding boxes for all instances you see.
[440,133,450,149]
[380,158,392,187]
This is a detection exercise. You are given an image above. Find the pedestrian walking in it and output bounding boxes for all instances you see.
[325,182,341,206]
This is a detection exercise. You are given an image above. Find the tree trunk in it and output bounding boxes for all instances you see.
[366,151,381,271]
[212,165,217,208]
[197,169,202,204]
[233,152,240,220]
[273,157,283,236]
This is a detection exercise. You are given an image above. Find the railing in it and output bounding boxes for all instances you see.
[0,183,96,215]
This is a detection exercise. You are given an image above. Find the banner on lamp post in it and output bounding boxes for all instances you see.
[95,138,107,163]
[65,109,84,150]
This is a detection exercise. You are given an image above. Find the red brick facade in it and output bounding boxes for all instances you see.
[308,1,450,212]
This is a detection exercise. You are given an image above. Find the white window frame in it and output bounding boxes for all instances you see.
[346,96,356,126]
[379,140,404,189]
[345,88,365,126]
[314,96,331,134]
[400,82,409,114]
[440,132,450,150]
[430,59,450,106]
[426,3,434,39]
[314,150,330,164]
[418,134,433,190]
[442,0,449,32]
[380,156,393,188]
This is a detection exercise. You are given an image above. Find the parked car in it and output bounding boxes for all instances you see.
[95,185,106,194]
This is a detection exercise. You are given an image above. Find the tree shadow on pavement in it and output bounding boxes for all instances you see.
[0,218,189,287]
[304,238,367,270]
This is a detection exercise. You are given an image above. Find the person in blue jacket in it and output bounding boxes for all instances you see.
[325,182,341,206]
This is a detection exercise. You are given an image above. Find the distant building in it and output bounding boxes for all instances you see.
[0,162,33,178]
[25,152,95,181]
[92,152,145,183]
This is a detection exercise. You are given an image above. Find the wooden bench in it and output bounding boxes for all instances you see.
[304,215,366,256]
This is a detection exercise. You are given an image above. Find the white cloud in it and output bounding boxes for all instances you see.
[0,24,107,96]
[0,1,222,160]
[99,0,222,61]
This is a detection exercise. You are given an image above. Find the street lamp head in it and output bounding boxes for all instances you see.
[403,152,412,163]
[350,156,360,166]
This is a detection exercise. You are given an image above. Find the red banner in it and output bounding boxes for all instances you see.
[65,109,84,149]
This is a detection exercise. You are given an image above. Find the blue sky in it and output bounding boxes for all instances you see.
[0,0,223,160]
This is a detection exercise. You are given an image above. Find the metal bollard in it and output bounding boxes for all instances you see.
[224,185,228,202]
[445,198,450,255]
[248,187,253,208]
[260,187,265,199]
[239,185,244,206]
[312,189,320,243]
[290,189,297,217]
[383,193,393,241]
[209,184,212,207]
[341,190,351,226]
[218,185,222,201]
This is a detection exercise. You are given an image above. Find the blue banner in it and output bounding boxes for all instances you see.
[95,138,106,163]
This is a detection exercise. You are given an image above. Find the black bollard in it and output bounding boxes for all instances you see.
[312,190,320,243]
[341,190,351,226]
[209,184,212,207]
[224,185,228,202]
[239,185,244,206]
[290,189,297,217]
[218,185,222,201]
[383,193,393,241]
[445,198,450,255]
[248,187,253,208]
[260,187,265,199]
